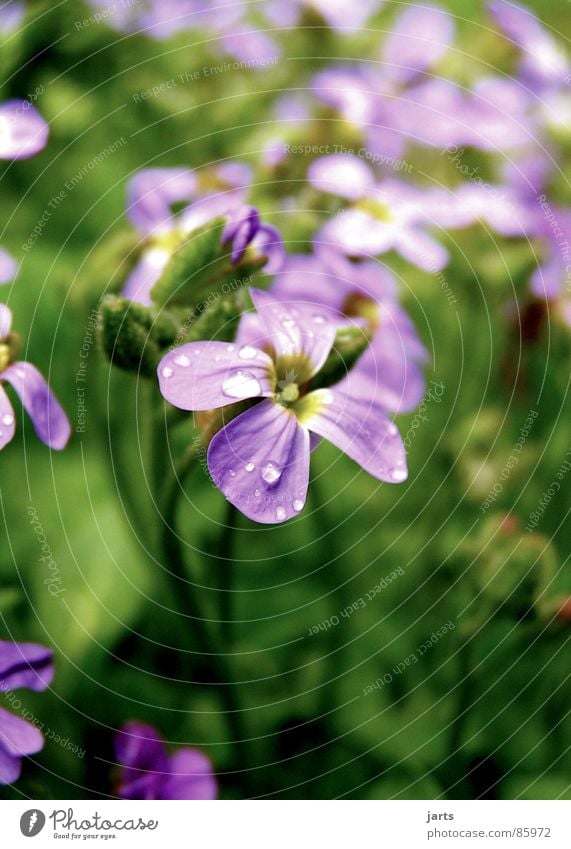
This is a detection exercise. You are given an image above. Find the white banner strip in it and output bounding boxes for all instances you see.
[2,800,570,847]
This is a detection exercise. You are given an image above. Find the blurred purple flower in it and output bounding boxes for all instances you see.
[270,250,427,414]
[0,1,25,34]
[0,304,71,450]
[0,640,54,785]
[488,0,569,91]
[0,249,17,286]
[266,0,382,33]
[309,154,450,270]
[115,721,217,800]
[312,4,534,156]
[0,100,48,160]
[85,0,281,65]
[158,288,407,524]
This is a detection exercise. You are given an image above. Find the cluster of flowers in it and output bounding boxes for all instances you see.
[273,2,571,307]
[84,0,382,60]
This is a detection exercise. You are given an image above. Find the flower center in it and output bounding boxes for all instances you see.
[355,197,394,223]
[0,333,20,373]
[0,342,9,373]
[342,292,380,333]
[274,354,313,407]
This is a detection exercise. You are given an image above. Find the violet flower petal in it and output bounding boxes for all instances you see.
[0,249,17,285]
[488,0,569,86]
[0,640,54,691]
[127,168,197,233]
[161,749,217,800]
[115,721,169,772]
[122,248,171,306]
[0,385,15,450]
[221,206,260,264]
[207,399,310,524]
[383,5,454,83]
[0,303,12,337]
[0,2,25,34]
[250,288,336,375]
[312,67,378,127]
[303,388,408,483]
[0,101,48,160]
[339,343,425,414]
[317,210,396,258]
[530,254,562,299]
[309,0,380,32]
[249,224,285,273]
[158,341,274,411]
[2,362,71,450]
[0,743,21,785]
[394,227,449,272]
[308,154,374,200]
[0,707,44,758]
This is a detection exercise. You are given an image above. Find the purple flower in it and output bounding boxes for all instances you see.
[0,248,17,286]
[0,640,54,785]
[312,3,534,156]
[309,154,449,271]
[123,165,282,306]
[0,1,25,34]
[115,721,217,800]
[266,0,381,33]
[0,304,71,450]
[488,1,569,91]
[270,250,427,414]
[158,288,407,524]
[0,100,48,160]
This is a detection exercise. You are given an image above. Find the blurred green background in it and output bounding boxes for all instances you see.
[0,0,570,799]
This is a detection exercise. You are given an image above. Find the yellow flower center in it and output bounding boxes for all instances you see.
[355,197,394,223]
[273,354,313,407]
[0,342,9,373]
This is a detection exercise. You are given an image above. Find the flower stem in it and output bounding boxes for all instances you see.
[160,452,253,796]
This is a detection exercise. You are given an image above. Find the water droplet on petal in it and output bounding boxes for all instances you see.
[293,499,304,512]
[222,370,262,399]
[229,469,236,477]
[276,506,286,521]
[261,461,281,484]
[313,314,326,324]
[321,390,334,405]
[226,344,235,352]
[282,318,296,328]
[174,354,190,367]
[161,366,174,379]
[1,414,13,426]
[388,422,398,436]
[245,462,255,472]
[238,345,257,360]
[389,466,407,482]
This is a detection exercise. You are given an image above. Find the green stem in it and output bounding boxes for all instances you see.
[160,451,253,796]
[310,478,346,719]
[216,500,239,646]
[159,447,216,656]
